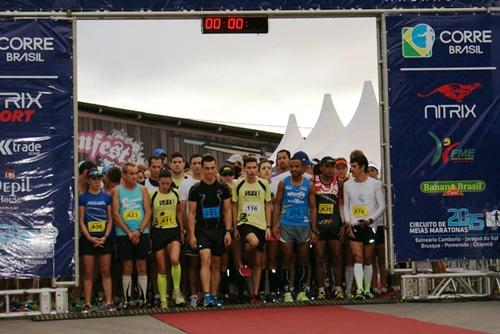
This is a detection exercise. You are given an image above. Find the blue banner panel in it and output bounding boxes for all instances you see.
[388,13,500,261]
[0,20,74,278]
[0,1,496,11]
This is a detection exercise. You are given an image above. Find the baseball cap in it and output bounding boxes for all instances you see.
[368,161,379,171]
[153,147,167,157]
[320,156,335,166]
[219,165,234,176]
[292,151,313,166]
[226,154,243,165]
[335,157,348,167]
[78,160,97,175]
[88,168,103,178]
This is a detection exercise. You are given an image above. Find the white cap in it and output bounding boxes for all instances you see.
[226,154,243,165]
[368,161,379,171]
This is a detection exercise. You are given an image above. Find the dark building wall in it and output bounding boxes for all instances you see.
[77,102,281,166]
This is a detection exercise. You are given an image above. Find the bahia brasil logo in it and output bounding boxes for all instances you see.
[428,131,475,165]
[402,24,435,58]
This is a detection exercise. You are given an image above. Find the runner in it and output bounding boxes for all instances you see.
[111,163,152,308]
[342,153,385,300]
[79,168,115,312]
[272,153,318,302]
[188,154,232,307]
[232,156,272,304]
[170,152,188,188]
[153,147,168,165]
[313,157,344,300]
[179,154,203,307]
[103,167,122,194]
[226,154,243,179]
[275,149,290,176]
[259,159,280,302]
[150,169,185,308]
[145,155,163,193]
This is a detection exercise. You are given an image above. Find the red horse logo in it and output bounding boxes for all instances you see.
[417,82,481,103]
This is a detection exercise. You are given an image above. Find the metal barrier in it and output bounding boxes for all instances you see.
[0,288,68,318]
[401,271,495,300]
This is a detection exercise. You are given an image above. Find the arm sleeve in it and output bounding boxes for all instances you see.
[370,180,386,222]
[343,183,351,224]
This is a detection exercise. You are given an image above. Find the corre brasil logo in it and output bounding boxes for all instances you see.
[420,180,486,197]
[428,131,475,165]
[402,23,435,58]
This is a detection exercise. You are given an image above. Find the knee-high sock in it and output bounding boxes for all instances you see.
[345,266,354,292]
[364,265,373,292]
[157,274,167,302]
[138,275,148,301]
[269,269,279,293]
[122,275,132,302]
[353,263,364,292]
[171,265,181,290]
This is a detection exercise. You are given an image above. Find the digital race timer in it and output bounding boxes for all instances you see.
[201,17,268,34]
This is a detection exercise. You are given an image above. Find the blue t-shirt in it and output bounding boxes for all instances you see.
[280,176,311,227]
[79,191,112,237]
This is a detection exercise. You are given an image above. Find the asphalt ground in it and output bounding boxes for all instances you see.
[0,300,498,334]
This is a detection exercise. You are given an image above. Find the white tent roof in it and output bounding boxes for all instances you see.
[316,81,381,165]
[269,114,303,162]
[293,93,345,157]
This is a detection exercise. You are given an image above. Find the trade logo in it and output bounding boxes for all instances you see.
[486,210,500,227]
[402,24,435,58]
[428,131,475,165]
[420,180,486,196]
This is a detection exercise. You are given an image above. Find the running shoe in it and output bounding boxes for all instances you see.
[100,303,117,312]
[354,289,365,300]
[364,291,375,299]
[82,304,98,313]
[212,295,223,307]
[202,294,214,307]
[239,265,251,277]
[268,292,278,303]
[317,290,327,300]
[283,291,294,303]
[259,291,266,303]
[189,294,199,307]
[173,289,186,306]
[250,296,260,304]
[160,302,169,309]
[296,291,310,302]
[333,289,345,300]
[382,289,397,298]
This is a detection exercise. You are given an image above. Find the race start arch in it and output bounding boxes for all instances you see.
[0,1,499,283]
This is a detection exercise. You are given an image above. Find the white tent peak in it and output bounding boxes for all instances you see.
[293,93,344,157]
[269,113,303,162]
[316,80,381,165]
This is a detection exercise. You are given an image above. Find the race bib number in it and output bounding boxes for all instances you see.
[202,207,220,220]
[123,209,141,221]
[318,203,334,215]
[88,220,106,233]
[243,203,261,214]
[155,214,176,228]
[352,206,368,217]
[288,207,307,218]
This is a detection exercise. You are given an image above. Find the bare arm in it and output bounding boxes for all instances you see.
[112,187,133,238]
[139,186,151,231]
[308,181,318,233]
[272,181,284,232]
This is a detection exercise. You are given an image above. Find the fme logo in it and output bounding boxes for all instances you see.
[402,24,435,58]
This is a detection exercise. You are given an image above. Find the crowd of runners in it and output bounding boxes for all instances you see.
[71,148,392,312]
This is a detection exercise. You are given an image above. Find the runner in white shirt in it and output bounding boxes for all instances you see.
[342,152,385,300]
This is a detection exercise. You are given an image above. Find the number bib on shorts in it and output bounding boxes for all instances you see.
[88,220,106,233]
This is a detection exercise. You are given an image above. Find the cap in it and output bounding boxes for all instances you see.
[335,157,348,167]
[320,156,335,166]
[226,154,243,165]
[78,160,97,175]
[88,168,103,178]
[291,151,313,166]
[368,161,379,171]
[219,165,234,176]
[153,147,167,157]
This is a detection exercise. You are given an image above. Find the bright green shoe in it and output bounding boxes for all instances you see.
[296,291,310,302]
[364,291,375,299]
[354,289,365,300]
[283,292,294,302]
[333,289,345,300]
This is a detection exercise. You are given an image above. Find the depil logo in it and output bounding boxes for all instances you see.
[418,82,481,120]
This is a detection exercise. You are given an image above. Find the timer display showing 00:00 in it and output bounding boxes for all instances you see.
[202,17,268,34]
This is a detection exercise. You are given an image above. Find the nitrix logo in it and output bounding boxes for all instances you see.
[428,131,475,165]
[418,82,481,120]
